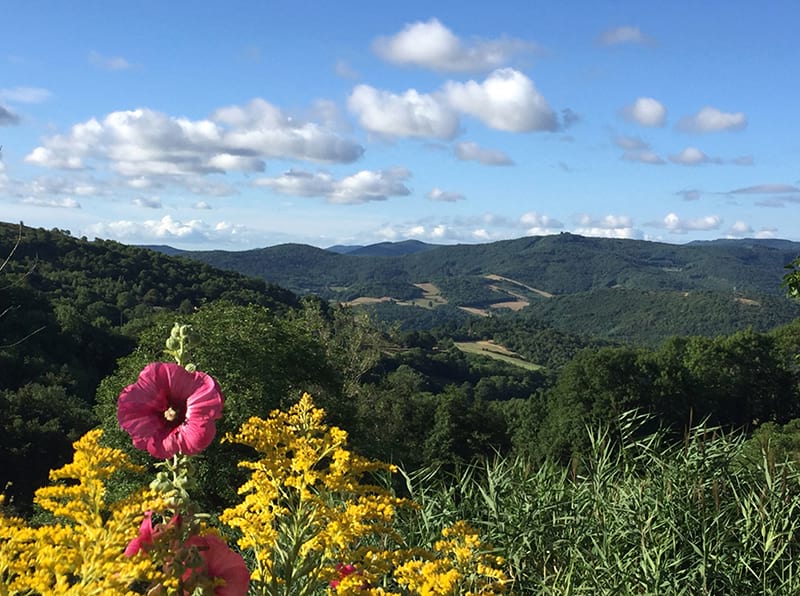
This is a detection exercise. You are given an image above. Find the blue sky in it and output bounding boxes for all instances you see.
[2,1,799,249]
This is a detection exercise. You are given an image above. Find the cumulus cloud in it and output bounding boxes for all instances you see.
[21,176,103,197]
[193,201,212,210]
[454,141,514,165]
[255,167,411,204]
[443,68,558,132]
[596,26,655,46]
[519,211,564,234]
[621,97,666,127]
[132,196,162,208]
[88,51,134,71]
[206,153,265,172]
[427,187,465,202]
[677,106,747,133]
[348,85,459,139]
[754,227,777,239]
[669,147,718,166]
[0,86,51,103]
[25,100,364,182]
[728,221,753,237]
[86,215,247,244]
[652,212,722,233]
[373,18,537,72]
[726,222,777,239]
[0,105,19,125]
[349,68,557,138]
[22,196,81,208]
[573,214,640,239]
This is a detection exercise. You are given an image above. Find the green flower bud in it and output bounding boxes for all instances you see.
[165,337,180,351]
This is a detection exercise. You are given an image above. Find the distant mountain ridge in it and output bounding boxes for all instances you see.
[151,233,800,297]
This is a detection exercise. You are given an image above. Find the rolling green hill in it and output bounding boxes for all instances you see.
[155,233,800,345]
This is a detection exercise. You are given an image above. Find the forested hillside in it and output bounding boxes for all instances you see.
[158,233,800,345]
[5,222,800,592]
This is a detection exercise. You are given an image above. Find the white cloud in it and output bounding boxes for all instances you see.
[444,68,558,132]
[596,25,654,46]
[349,68,557,139]
[573,214,639,239]
[22,176,103,197]
[216,98,364,162]
[348,85,459,139]
[728,221,753,236]
[132,196,162,208]
[86,215,247,244]
[669,147,716,166]
[677,106,747,133]
[0,86,51,103]
[25,101,364,182]
[193,201,212,210]
[454,141,514,165]
[654,212,722,233]
[621,97,666,127]
[755,228,777,239]
[373,18,536,72]
[22,196,81,208]
[427,187,465,202]
[255,167,412,204]
[575,227,641,239]
[206,153,265,172]
[519,211,564,234]
[88,51,134,71]
[726,222,777,240]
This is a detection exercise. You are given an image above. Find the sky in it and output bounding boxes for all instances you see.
[1,0,799,250]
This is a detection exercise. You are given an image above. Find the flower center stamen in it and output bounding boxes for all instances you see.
[163,407,178,422]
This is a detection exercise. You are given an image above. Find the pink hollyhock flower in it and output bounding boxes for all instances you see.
[124,511,183,557]
[183,534,250,596]
[118,362,224,459]
[124,510,155,557]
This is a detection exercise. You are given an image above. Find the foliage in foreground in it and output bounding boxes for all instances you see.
[397,414,800,594]
[0,324,508,595]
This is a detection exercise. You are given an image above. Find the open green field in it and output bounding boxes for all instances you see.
[454,340,543,371]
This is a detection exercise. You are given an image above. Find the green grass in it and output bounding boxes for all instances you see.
[393,415,800,594]
[454,340,544,371]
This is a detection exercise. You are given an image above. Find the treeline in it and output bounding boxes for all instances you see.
[176,232,800,299]
[0,223,299,509]
[4,222,800,521]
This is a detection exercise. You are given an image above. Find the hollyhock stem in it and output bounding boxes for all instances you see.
[165,322,200,371]
[150,453,195,507]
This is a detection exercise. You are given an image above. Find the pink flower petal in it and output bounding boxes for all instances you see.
[118,362,224,459]
[183,534,250,596]
[124,510,154,557]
